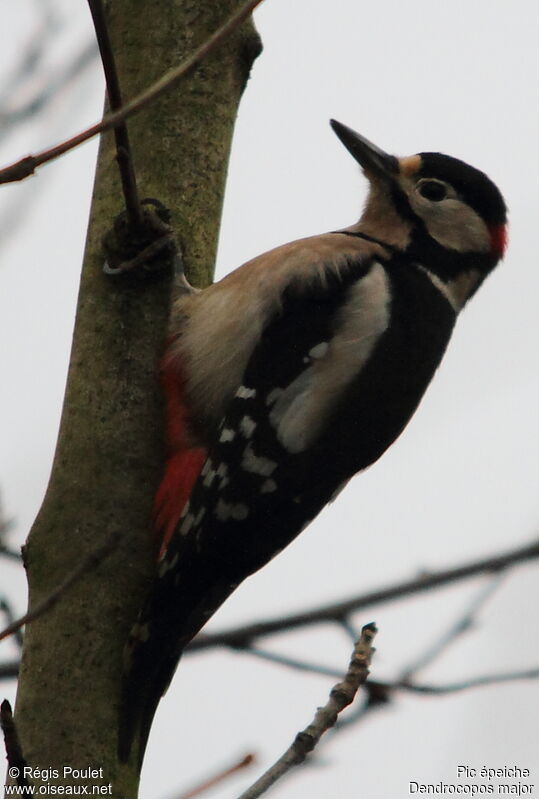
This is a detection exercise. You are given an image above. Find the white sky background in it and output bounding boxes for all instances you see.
[0,1,538,797]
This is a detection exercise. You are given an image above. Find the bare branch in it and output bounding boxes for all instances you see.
[332,573,529,733]
[236,624,377,799]
[0,0,265,186]
[334,665,539,732]
[0,532,121,644]
[338,616,361,643]
[0,700,29,788]
[0,547,21,562]
[242,647,343,679]
[397,668,539,695]
[0,661,19,682]
[188,537,539,652]
[176,753,256,799]
[0,497,19,561]
[399,572,505,681]
[86,0,142,227]
[0,598,24,650]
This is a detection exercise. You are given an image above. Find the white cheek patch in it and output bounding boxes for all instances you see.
[411,197,491,254]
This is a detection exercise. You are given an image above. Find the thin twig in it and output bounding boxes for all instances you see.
[176,753,256,799]
[0,599,24,649]
[333,574,521,733]
[0,700,29,788]
[86,0,142,227]
[0,532,121,644]
[188,537,539,652]
[396,667,539,695]
[338,616,361,643]
[399,572,505,681]
[333,664,539,732]
[243,647,343,678]
[0,0,265,185]
[0,546,21,562]
[236,624,377,799]
[0,503,19,561]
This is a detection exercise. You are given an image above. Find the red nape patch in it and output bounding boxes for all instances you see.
[154,448,206,558]
[489,224,508,258]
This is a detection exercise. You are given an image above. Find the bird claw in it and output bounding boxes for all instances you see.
[102,198,181,279]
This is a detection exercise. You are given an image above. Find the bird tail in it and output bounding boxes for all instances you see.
[118,607,185,767]
[117,553,238,766]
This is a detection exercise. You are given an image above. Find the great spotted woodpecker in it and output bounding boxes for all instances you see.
[119,120,507,763]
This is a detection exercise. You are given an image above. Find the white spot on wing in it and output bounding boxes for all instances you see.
[237,385,256,399]
[241,443,277,476]
[203,467,216,487]
[220,427,236,443]
[214,500,250,521]
[239,415,257,438]
[158,551,179,576]
[216,463,229,488]
[303,342,329,364]
[193,506,206,526]
[181,511,196,534]
[200,459,213,476]
[309,342,329,359]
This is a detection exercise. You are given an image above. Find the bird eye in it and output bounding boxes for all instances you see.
[417,180,448,202]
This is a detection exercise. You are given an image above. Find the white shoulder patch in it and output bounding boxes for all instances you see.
[270,262,391,454]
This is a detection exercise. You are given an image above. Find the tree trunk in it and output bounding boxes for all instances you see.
[12,2,261,796]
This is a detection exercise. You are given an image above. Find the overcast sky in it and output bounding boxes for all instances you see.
[1,1,538,798]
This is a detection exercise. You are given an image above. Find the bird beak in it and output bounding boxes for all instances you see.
[330,120,399,179]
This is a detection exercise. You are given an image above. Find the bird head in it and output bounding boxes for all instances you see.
[330,119,507,307]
